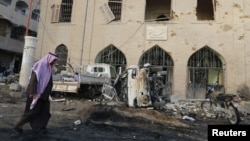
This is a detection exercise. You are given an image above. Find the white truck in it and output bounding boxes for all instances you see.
[52,63,117,99]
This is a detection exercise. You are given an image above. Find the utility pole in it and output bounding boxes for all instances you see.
[25,0,33,36]
[19,0,37,90]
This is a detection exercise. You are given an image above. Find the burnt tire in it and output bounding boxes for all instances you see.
[88,88,96,99]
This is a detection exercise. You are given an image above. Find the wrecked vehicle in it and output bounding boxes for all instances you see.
[52,63,117,99]
[125,64,169,109]
[52,62,171,110]
[102,64,171,109]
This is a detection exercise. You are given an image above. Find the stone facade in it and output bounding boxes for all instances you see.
[35,0,250,99]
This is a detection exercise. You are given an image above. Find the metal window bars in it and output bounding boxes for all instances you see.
[100,78,119,104]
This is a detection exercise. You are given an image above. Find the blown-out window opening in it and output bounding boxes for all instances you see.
[108,0,122,21]
[196,0,215,20]
[145,0,172,22]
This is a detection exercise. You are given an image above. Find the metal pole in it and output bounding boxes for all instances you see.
[80,0,88,66]
[26,0,33,36]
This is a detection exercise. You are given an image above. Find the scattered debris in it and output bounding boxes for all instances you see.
[49,96,66,102]
[74,120,81,126]
[62,107,76,111]
[9,83,21,92]
[182,115,195,122]
[1,104,8,108]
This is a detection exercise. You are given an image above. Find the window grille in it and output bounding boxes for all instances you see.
[100,3,115,23]
[187,46,223,98]
[108,0,122,21]
[95,45,126,70]
[139,45,173,67]
[139,45,173,96]
[60,0,73,22]
[55,45,68,71]
[51,0,73,23]
[188,47,222,68]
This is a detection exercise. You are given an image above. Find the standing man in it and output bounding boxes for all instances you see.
[13,52,58,134]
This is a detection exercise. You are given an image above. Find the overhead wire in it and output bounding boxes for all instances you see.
[99,22,144,59]
[29,1,163,63]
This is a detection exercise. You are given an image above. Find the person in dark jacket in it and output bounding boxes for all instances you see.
[13,52,58,134]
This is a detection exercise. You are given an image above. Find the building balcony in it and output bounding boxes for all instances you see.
[0,36,24,53]
[0,3,38,32]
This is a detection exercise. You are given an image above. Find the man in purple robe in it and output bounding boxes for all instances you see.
[13,52,58,134]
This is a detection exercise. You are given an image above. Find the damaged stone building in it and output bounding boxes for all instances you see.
[35,0,250,100]
[0,0,40,73]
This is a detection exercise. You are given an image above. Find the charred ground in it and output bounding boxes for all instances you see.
[0,84,249,141]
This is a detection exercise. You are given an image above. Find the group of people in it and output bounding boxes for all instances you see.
[13,52,59,135]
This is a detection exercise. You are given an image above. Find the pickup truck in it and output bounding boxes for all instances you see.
[52,63,117,99]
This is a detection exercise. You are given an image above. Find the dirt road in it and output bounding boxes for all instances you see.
[0,84,249,141]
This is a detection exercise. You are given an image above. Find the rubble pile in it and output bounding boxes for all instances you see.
[0,74,19,84]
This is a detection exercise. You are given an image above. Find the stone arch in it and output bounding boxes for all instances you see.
[139,45,173,66]
[187,46,224,99]
[95,44,127,71]
[55,44,68,72]
[139,45,174,96]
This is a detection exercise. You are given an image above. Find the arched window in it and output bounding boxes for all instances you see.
[139,45,174,96]
[188,46,222,68]
[55,45,68,72]
[95,44,126,71]
[139,45,173,67]
[187,46,224,99]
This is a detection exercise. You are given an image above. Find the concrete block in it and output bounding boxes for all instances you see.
[9,91,23,99]
[9,83,21,91]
